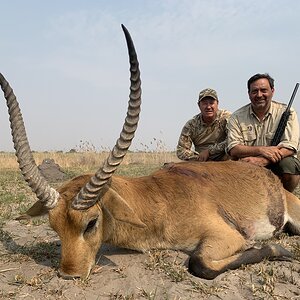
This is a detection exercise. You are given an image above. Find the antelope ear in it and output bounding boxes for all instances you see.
[102,191,146,228]
[15,200,49,220]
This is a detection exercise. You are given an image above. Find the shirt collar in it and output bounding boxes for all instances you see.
[249,102,273,121]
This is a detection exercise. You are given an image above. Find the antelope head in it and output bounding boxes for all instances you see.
[0,24,142,279]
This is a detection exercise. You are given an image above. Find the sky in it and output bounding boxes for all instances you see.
[1,0,300,152]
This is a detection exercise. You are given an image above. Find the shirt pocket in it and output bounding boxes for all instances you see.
[265,132,275,145]
[240,125,257,143]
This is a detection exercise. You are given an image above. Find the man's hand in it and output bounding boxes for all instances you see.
[197,149,210,162]
[259,146,284,163]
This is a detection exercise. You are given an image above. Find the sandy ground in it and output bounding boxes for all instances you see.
[0,218,299,300]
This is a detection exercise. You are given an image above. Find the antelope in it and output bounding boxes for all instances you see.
[1,25,300,280]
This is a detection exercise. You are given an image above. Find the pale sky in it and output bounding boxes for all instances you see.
[1,0,299,152]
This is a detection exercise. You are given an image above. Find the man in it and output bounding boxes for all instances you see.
[177,88,231,161]
[227,73,300,192]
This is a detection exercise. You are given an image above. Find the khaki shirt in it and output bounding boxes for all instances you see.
[227,101,299,153]
[177,109,231,161]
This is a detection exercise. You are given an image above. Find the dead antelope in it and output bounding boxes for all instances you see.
[1,25,300,280]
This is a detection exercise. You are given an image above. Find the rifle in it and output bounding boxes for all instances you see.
[271,82,299,146]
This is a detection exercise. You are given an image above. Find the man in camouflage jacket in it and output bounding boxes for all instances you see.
[177,88,231,161]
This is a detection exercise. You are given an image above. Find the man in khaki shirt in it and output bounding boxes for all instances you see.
[227,73,300,192]
[177,88,231,161]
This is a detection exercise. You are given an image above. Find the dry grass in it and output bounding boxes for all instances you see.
[0,151,179,173]
[145,250,188,283]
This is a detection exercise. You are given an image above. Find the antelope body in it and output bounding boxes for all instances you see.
[1,25,300,280]
[51,161,300,279]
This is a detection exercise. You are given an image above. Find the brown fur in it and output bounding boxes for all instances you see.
[26,160,300,279]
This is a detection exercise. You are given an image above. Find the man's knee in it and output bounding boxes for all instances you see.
[268,156,300,192]
[280,174,300,192]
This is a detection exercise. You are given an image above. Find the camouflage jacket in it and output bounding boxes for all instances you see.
[176,109,231,161]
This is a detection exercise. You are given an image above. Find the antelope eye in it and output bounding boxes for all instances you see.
[84,218,98,234]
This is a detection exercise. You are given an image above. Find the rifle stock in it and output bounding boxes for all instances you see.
[271,83,299,146]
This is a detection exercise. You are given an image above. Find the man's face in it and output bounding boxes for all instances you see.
[198,97,218,122]
[248,78,274,113]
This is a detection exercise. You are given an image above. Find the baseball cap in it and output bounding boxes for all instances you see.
[198,88,218,102]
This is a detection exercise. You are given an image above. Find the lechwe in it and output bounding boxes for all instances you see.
[1,25,300,280]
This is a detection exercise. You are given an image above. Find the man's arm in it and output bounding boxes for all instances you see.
[207,110,231,158]
[230,144,293,166]
[226,110,297,167]
[208,140,227,156]
[176,120,199,160]
[229,144,285,162]
[176,140,199,160]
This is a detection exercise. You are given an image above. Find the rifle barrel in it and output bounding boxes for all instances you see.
[270,82,299,146]
[287,82,299,110]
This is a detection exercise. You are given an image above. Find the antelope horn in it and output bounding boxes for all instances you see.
[0,73,59,209]
[72,24,142,209]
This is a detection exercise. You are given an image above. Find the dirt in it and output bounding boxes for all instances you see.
[38,159,67,182]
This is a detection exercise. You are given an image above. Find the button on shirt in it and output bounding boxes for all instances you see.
[226,101,299,154]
